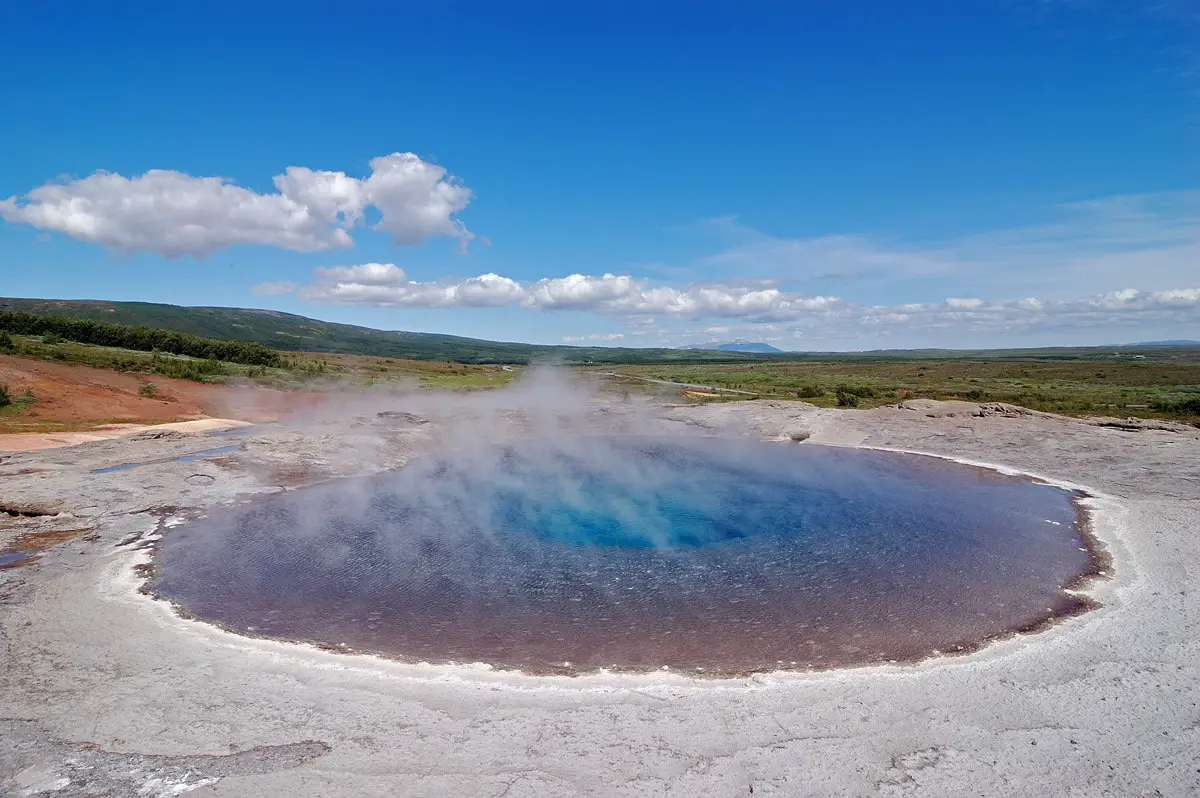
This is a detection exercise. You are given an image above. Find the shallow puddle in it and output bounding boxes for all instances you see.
[92,445,242,474]
[0,551,35,569]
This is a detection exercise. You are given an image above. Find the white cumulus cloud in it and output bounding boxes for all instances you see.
[525,274,642,310]
[264,266,1200,345]
[361,153,473,249]
[280,266,843,321]
[298,264,522,308]
[315,262,411,285]
[0,153,473,256]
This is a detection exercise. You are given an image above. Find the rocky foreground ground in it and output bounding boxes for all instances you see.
[0,391,1197,797]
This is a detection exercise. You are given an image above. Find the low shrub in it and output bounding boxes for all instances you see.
[833,383,875,399]
[835,389,859,408]
[149,357,229,381]
[1152,397,1200,416]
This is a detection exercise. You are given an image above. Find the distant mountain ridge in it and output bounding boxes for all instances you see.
[680,340,784,353]
[1127,340,1200,347]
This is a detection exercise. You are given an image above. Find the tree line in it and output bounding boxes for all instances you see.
[0,310,283,367]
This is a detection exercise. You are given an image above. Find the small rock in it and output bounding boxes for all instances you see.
[130,430,187,442]
[375,411,429,424]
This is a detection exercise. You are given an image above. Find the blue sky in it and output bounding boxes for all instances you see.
[1,1,1196,350]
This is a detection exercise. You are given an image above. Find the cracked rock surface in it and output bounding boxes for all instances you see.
[1,398,1197,796]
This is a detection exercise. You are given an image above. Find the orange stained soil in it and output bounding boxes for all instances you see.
[0,354,329,438]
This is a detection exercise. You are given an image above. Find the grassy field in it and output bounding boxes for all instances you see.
[3,334,288,382]
[284,352,518,389]
[1,334,518,391]
[589,359,1200,422]
[0,337,520,433]
[3,330,1198,427]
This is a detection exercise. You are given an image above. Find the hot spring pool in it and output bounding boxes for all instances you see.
[151,437,1101,675]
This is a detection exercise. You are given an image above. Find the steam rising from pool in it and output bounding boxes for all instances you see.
[152,434,1097,675]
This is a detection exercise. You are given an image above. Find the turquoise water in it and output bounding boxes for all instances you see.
[152,437,1097,674]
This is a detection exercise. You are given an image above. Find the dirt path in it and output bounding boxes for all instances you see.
[0,418,254,453]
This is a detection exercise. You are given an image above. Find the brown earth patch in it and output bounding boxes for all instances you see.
[0,354,328,434]
[3,526,93,551]
[0,518,96,569]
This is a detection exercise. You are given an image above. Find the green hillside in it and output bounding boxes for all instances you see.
[0,297,766,365]
[4,297,1196,366]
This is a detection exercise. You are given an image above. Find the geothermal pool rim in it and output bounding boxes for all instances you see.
[855,443,1113,594]
[136,441,1115,680]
